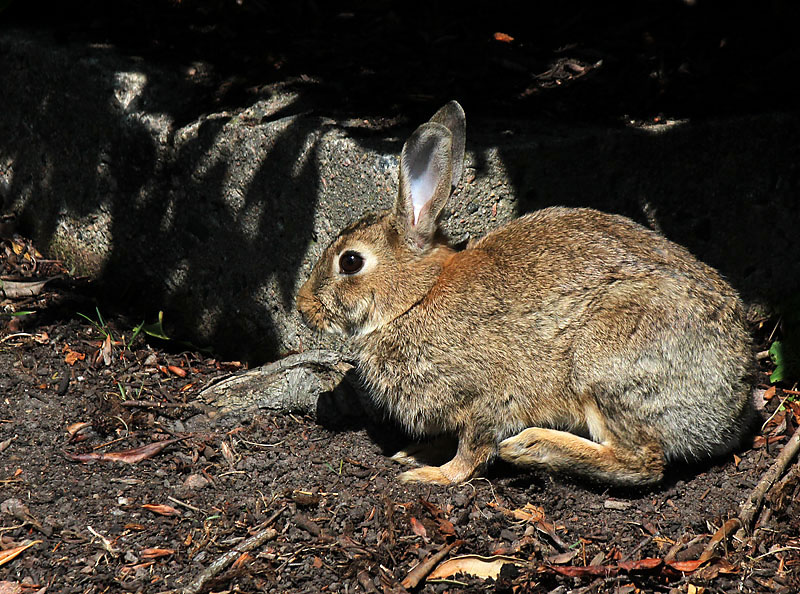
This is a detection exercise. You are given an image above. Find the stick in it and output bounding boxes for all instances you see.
[737,424,800,539]
[401,540,460,589]
[181,506,286,594]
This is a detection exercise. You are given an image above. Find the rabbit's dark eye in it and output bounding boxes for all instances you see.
[339,251,364,275]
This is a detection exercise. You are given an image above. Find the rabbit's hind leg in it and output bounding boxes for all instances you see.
[498,427,665,486]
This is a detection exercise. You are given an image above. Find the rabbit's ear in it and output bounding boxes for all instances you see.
[429,101,466,190]
[396,121,454,249]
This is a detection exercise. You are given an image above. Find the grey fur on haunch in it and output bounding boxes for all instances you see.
[297,101,755,486]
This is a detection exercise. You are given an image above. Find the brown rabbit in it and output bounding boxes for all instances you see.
[296,101,755,486]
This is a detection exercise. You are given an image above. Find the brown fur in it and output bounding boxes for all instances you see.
[296,102,755,486]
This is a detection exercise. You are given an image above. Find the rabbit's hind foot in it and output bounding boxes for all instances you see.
[498,427,664,487]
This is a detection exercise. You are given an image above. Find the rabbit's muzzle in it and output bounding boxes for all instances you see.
[296,285,334,334]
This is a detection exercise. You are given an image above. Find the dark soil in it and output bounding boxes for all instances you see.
[1,268,799,593]
[2,2,800,592]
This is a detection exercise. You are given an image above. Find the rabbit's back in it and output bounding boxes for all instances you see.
[374,207,755,461]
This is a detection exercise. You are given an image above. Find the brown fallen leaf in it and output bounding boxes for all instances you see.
[0,541,41,567]
[64,437,184,464]
[410,517,428,540]
[141,548,175,559]
[100,333,113,366]
[419,497,456,537]
[64,346,86,366]
[232,552,253,570]
[506,502,546,523]
[489,501,567,550]
[428,554,524,581]
[142,504,180,516]
[0,278,53,299]
[168,365,187,378]
[66,421,91,437]
[547,550,579,564]
[493,32,514,43]
[550,558,664,578]
[618,558,663,571]
[667,559,704,573]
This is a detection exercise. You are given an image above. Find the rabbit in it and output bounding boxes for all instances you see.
[296,100,755,486]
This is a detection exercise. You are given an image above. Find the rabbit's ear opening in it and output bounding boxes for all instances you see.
[396,122,454,249]
[429,101,466,190]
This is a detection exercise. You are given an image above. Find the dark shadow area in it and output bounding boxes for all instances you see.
[1,0,799,361]
[4,0,797,122]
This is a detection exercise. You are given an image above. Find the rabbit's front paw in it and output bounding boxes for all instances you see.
[397,447,485,484]
[398,466,455,485]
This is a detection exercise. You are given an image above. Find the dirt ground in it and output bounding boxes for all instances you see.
[2,2,800,592]
[1,265,799,594]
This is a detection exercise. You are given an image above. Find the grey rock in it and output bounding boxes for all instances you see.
[1,28,798,362]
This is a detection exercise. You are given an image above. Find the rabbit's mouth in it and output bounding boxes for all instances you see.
[296,292,335,334]
[296,292,354,338]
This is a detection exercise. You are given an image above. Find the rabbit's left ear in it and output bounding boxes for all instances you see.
[429,100,465,190]
[396,102,465,250]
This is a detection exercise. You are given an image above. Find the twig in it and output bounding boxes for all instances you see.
[120,400,208,411]
[181,506,286,594]
[737,424,800,540]
[620,534,656,562]
[167,496,203,514]
[664,534,705,564]
[87,525,119,557]
[769,459,800,504]
[699,517,741,563]
[401,540,461,589]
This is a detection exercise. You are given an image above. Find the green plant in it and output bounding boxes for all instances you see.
[769,305,800,384]
[77,307,114,341]
[1,310,34,317]
[140,310,170,340]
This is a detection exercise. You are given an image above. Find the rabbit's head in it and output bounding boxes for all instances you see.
[297,101,466,339]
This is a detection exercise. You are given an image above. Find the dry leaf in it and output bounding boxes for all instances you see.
[65,438,183,464]
[66,421,91,436]
[64,346,85,366]
[232,552,252,569]
[140,548,175,558]
[508,503,546,522]
[493,32,514,43]
[168,365,187,377]
[547,550,579,564]
[419,497,456,536]
[667,559,704,572]
[0,278,52,299]
[0,541,41,567]
[428,554,523,580]
[410,517,428,539]
[142,504,180,516]
[101,333,113,366]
